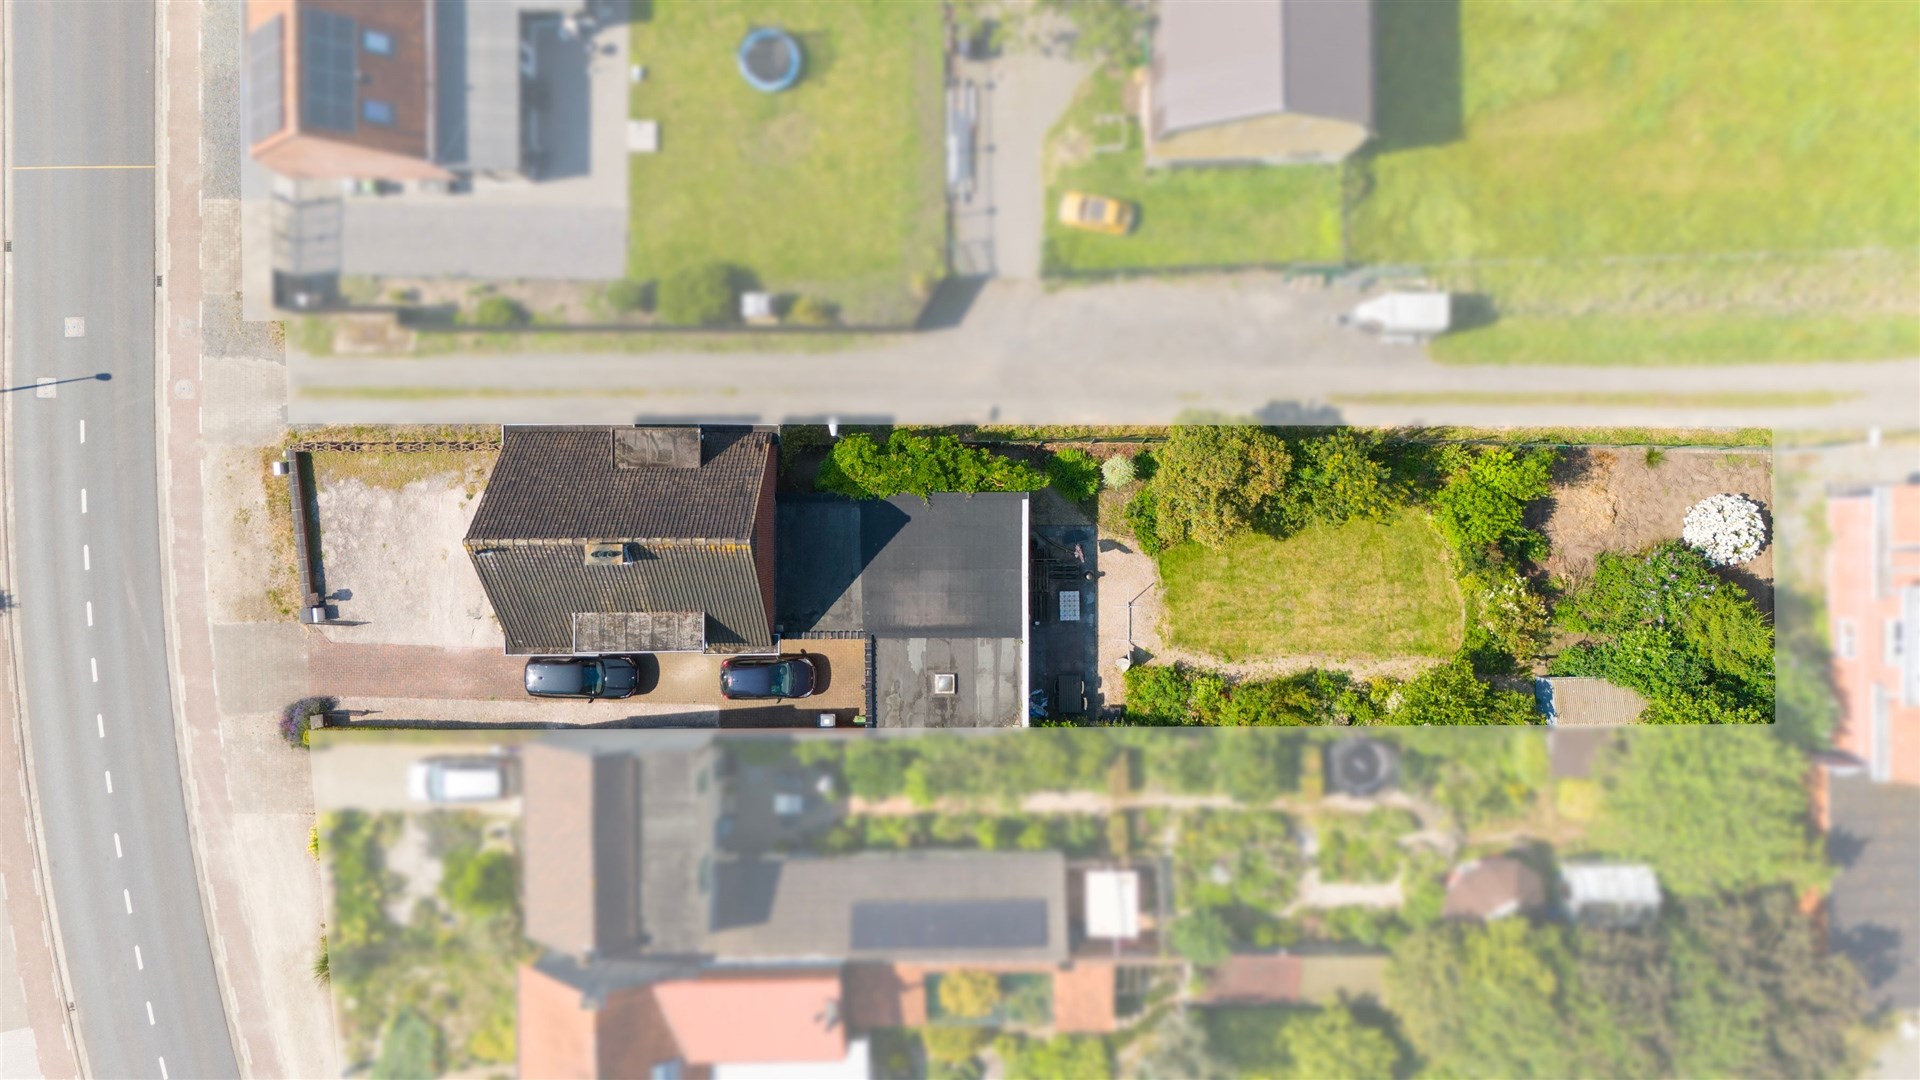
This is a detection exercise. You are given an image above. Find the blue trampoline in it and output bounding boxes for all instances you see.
[738,27,803,92]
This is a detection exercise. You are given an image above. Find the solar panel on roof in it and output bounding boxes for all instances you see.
[245,16,285,144]
[849,899,1050,952]
[300,7,358,133]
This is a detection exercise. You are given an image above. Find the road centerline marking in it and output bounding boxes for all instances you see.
[79,489,87,514]
[85,601,93,627]
[79,419,86,443]
[97,714,104,738]
[146,1001,155,1025]
[90,658,99,683]
[82,544,91,571]
[123,889,131,914]
[113,833,122,858]
[134,945,143,970]
[103,771,112,794]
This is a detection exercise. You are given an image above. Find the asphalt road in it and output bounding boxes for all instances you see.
[5,2,239,1077]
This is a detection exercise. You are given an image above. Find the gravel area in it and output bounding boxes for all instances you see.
[313,474,497,648]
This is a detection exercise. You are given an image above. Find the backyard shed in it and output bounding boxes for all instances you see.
[1442,856,1547,921]
[1560,862,1662,927]
[1535,677,1650,726]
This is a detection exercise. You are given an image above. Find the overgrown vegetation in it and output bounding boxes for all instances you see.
[1316,809,1420,883]
[1551,542,1773,723]
[816,431,1046,499]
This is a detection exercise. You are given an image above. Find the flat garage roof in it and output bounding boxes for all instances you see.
[776,493,1028,727]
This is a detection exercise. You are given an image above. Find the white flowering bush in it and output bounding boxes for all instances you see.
[1682,493,1768,565]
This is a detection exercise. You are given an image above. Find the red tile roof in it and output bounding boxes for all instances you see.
[652,972,847,1064]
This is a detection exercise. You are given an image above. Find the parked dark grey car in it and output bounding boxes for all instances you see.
[719,654,818,700]
[524,655,641,700]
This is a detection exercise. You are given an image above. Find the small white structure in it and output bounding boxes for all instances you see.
[1083,869,1141,940]
[741,290,775,323]
[1342,291,1451,344]
[627,118,660,154]
[1560,862,1662,927]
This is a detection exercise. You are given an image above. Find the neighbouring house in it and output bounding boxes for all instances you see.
[1558,862,1662,928]
[513,733,1147,1077]
[1533,676,1650,727]
[244,0,605,181]
[1195,951,1391,1007]
[518,956,868,1079]
[1143,0,1374,167]
[1442,856,1547,922]
[1825,482,1920,785]
[466,426,779,657]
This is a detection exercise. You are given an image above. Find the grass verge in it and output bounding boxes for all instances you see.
[1430,313,1920,366]
[1332,390,1861,408]
[1160,510,1464,661]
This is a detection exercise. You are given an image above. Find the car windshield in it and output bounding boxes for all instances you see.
[1082,198,1109,220]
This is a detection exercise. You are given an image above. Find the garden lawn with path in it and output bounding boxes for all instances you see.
[1159,509,1464,662]
[1357,0,1919,364]
[1042,69,1344,275]
[627,0,947,325]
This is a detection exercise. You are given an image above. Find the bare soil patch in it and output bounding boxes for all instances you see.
[1534,447,1774,612]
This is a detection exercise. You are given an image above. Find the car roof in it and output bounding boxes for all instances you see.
[526,658,590,693]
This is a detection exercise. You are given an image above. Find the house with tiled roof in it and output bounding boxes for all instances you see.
[1442,855,1547,922]
[1825,482,1920,785]
[465,426,778,656]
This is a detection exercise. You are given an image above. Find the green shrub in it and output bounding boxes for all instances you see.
[994,1034,1111,1080]
[1151,426,1293,548]
[1123,487,1164,555]
[817,431,1046,499]
[371,1010,445,1080]
[937,970,1003,1019]
[1473,570,1553,661]
[1281,430,1398,531]
[1387,657,1541,726]
[658,262,738,326]
[1316,809,1419,882]
[312,933,330,985]
[441,847,517,919]
[471,296,528,327]
[923,1026,993,1065]
[604,279,647,313]
[786,295,839,326]
[1169,909,1232,965]
[1430,447,1556,568]
[1046,447,1102,502]
[280,696,335,748]
[1101,453,1137,488]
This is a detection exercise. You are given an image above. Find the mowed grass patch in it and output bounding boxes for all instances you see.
[1430,313,1920,366]
[1043,70,1344,274]
[1160,511,1464,661]
[1357,1,1920,261]
[628,0,946,325]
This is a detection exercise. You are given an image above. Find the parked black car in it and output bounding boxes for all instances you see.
[524,656,642,700]
[719,654,818,700]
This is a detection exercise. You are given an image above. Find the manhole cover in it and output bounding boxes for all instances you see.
[35,377,57,399]
[173,379,195,400]
[63,316,85,338]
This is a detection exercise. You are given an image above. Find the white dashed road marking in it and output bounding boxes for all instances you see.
[79,489,87,514]
[79,419,86,443]
[123,889,132,914]
[82,544,90,570]
[146,1001,154,1026]
[134,945,143,970]
[90,658,98,683]
[113,833,122,858]
[97,714,104,738]
[103,771,112,794]
[85,601,93,627]
[158,1056,167,1079]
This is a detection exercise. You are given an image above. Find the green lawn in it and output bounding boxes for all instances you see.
[1042,70,1345,274]
[1160,511,1464,662]
[1430,312,1920,366]
[628,1,947,325]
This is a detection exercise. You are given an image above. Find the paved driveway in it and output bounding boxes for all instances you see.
[307,637,869,728]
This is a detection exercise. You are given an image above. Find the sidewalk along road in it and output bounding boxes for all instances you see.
[5,2,239,1077]
[286,278,1920,431]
